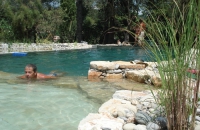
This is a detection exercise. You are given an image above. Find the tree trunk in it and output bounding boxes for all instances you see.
[103,0,115,44]
[76,0,82,43]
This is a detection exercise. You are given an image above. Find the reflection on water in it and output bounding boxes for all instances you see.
[0,71,151,130]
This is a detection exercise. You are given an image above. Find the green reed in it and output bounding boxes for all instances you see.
[143,0,200,129]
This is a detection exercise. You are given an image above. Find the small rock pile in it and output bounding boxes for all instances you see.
[78,90,166,130]
[78,90,200,130]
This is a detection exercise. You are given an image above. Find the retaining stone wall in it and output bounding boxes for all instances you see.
[88,61,162,87]
[0,43,95,54]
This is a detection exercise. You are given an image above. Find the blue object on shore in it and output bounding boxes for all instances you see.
[12,52,27,57]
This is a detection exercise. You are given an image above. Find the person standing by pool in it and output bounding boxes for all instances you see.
[138,19,146,46]
[134,19,146,46]
[19,64,57,79]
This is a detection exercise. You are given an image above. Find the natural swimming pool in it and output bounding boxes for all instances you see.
[0,46,151,130]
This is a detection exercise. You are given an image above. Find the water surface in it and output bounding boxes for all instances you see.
[0,46,151,76]
[0,46,151,130]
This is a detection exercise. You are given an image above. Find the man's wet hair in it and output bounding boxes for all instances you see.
[26,64,37,72]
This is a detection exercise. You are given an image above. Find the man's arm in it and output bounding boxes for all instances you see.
[17,75,26,79]
[37,73,57,79]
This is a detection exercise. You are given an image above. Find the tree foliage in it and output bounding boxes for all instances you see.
[36,8,63,43]
[0,0,189,44]
[59,0,76,42]
[1,0,43,42]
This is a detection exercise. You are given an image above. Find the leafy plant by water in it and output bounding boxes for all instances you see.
[143,0,200,129]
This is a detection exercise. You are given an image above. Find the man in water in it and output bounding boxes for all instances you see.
[19,64,57,79]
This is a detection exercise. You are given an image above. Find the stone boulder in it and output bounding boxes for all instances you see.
[88,70,102,80]
[125,69,161,86]
[125,70,148,83]
[105,73,123,79]
[123,123,147,130]
[99,99,137,121]
[114,61,146,69]
[112,90,151,101]
[90,61,119,71]
[151,76,162,87]
[78,113,124,130]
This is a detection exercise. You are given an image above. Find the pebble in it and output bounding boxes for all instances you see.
[146,122,160,130]
[123,123,135,130]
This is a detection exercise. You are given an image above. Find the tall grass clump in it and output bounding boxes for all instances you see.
[144,0,200,129]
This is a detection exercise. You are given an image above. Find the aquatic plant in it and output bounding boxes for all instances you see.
[144,0,200,129]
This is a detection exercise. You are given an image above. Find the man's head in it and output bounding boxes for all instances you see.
[24,64,37,79]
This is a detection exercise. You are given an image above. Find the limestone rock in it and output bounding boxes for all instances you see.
[151,76,162,87]
[114,61,146,69]
[139,95,155,103]
[78,113,124,130]
[98,99,137,119]
[112,90,150,101]
[88,70,102,80]
[123,123,135,130]
[125,69,160,84]
[133,124,147,130]
[113,69,123,73]
[105,73,123,79]
[90,61,119,70]
[123,123,147,130]
[125,70,146,83]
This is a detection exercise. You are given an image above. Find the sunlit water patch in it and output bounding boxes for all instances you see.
[0,78,101,130]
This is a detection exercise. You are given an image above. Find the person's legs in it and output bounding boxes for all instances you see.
[49,70,67,77]
[138,31,145,46]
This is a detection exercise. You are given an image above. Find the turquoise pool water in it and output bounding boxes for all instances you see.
[0,46,150,76]
[0,46,150,130]
[0,82,99,130]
